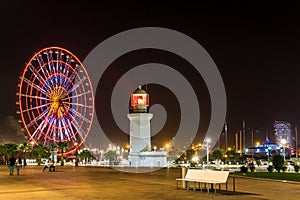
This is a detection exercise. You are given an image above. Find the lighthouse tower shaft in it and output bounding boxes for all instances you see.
[127,86,167,167]
[128,113,153,153]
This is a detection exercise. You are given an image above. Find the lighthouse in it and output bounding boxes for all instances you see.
[127,86,167,167]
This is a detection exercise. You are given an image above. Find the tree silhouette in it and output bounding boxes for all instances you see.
[272,154,284,173]
[57,142,68,166]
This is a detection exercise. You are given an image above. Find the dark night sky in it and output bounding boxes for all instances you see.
[1,1,300,147]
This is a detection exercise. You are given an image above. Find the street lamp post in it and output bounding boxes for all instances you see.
[251,130,254,161]
[295,126,298,162]
[205,138,211,169]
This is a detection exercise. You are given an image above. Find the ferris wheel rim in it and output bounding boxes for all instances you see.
[18,46,94,155]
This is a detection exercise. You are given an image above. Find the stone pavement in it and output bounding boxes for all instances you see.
[0,165,299,200]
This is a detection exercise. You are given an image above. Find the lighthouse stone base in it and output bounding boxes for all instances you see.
[128,151,167,167]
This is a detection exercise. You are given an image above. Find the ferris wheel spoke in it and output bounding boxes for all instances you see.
[65,118,78,139]
[22,77,48,96]
[27,62,47,86]
[64,64,80,91]
[43,117,56,141]
[45,51,55,76]
[35,54,51,80]
[22,102,50,113]
[61,90,91,101]
[29,119,46,140]
[61,118,71,141]
[68,108,92,124]
[55,50,63,73]
[26,109,48,129]
[48,118,57,142]
[32,118,49,140]
[66,102,93,109]
[58,119,64,140]
[59,74,70,89]
[66,79,81,94]
[70,119,86,141]
[20,94,50,101]
[65,78,88,98]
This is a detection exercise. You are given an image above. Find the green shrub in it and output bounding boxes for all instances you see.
[267,165,274,172]
[272,155,284,173]
[256,160,261,166]
[282,166,287,172]
[294,165,300,172]
[250,166,256,172]
[240,166,248,173]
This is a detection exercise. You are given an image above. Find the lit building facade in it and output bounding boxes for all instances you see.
[274,120,292,147]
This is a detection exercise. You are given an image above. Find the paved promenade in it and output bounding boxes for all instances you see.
[0,165,299,200]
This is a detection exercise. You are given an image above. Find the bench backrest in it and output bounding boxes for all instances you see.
[204,170,229,182]
[185,169,229,183]
[185,169,206,179]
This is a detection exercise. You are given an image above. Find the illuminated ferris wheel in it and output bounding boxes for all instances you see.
[17,47,94,155]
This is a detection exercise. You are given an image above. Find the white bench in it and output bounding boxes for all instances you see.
[176,169,229,193]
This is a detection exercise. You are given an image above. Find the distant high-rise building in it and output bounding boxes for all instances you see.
[274,121,292,147]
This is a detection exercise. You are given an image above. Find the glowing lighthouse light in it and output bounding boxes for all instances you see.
[137,98,143,104]
[130,86,149,113]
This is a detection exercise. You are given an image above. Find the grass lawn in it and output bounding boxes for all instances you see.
[235,172,300,182]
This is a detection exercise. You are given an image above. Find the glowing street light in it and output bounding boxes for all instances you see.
[192,156,199,163]
[205,138,211,169]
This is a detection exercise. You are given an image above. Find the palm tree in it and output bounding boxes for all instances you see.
[0,145,6,165]
[103,150,117,165]
[34,143,48,165]
[17,142,31,166]
[5,143,18,165]
[57,141,68,166]
[48,143,57,162]
[211,148,224,161]
[78,150,93,164]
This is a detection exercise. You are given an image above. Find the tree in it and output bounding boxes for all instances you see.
[225,149,240,161]
[33,143,48,165]
[0,145,6,165]
[185,148,196,162]
[57,141,68,166]
[78,150,93,164]
[5,143,18,165]
[48,143,57,161]
[104,150,118,165]
[17,142,31,166]
[211,148,223,161]
[272,154,284,173]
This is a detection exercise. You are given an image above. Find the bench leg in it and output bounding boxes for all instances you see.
[226,181,228,192]
[233,176,236,193]
[186,181,190,190]
[215,184,217,194]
